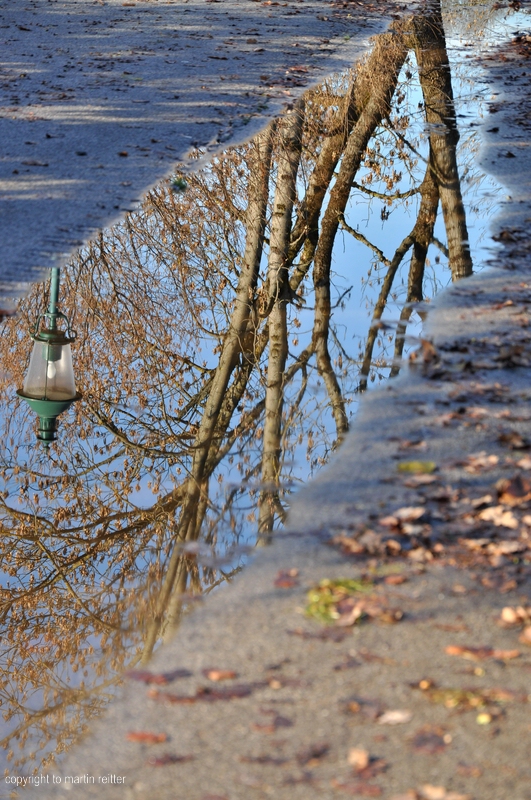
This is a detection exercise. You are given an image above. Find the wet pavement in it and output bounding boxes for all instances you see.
[0,0,408,310]
[1,1,531,798]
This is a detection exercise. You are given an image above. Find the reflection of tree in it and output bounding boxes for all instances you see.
[0,0,474,775]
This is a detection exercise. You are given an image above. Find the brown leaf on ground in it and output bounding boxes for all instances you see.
[384,574,408,585]
[296,741,329,765]
[126,731,168,744]
[287,626,349,642]
[477,506,519,528]
[126,668,192,684]
[356,759,388,781]
[146,753,194,766]
[252,711,293,733]
[496,475,531,505]
[418,787,471,800]
[202,669,238,681]
[461,452,499,473]
[457,762,483,778]
[347,747,369,771]
[403,474,438,487]
[274,568,300,588]
[410,725,449,755]
[519,626,531,645]
[500,605,526,625]
[498,431,531,449]
[331,779,383,796]
[377,709,413,725]
[148,682,264,704]
[445,645,520,661]
[240,754,289,765]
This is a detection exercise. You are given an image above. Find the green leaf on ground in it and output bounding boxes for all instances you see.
[306,578,373,624]
[397,460,437,474]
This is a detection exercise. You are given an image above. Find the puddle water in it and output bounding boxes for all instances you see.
[0,1,526,787]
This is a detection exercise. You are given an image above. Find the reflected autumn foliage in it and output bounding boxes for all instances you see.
[0,0,481,776]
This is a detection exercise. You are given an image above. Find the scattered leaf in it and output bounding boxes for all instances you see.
[305,578,372,624]
[147,753,194,766]
[496,475,531,505]
[410,725,448,755]
[274,568,300,588]
[240,755,288,765]
[148,682,264,704]
[384,575,408,585]
[347,747,369,770]
[127,731,167,744]
[519,626,531,645]
[477,506,519,528]
[252,709,293,733]
[418,682,518,710]
[297,741,329,765]
[397,461,437,474]
[202,669,238,682]
[418,786,446,800]
[331,779,382,796]
[126,668,192,684]
[378,709,413,725]
[445,645,520,661]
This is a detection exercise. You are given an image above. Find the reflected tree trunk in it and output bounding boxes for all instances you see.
[411,0,473,280]
[259,102,305,538]
[390,161,440,375]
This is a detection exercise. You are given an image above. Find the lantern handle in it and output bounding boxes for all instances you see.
[29,311,78,342]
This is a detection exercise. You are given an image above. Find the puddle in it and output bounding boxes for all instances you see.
[0,1,525,788]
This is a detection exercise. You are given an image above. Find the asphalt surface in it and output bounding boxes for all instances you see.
[8,4,531,800]
[0,0,409,309]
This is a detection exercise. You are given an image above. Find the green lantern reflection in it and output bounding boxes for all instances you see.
[17,268,82,446]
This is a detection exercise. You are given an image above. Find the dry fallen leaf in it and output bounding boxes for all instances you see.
[397,460,437,474]
[410,725,449,755]
[477,506,519,529]
[418,786,446,800]
[126,731,168,744]
[347,747,370,771]
[378,709,413,725]
[147,753,194,766]
[331,779,382,796]
[462,452,499,473]
[274,568,300,588]
[394,507,426,523]
[519,626,531,645]
[202,668,238,681]
[496,475,531,505]
[445,645,520,661]
[148,682,263,704]
[296,741,329,765]
[384,574,408,586]
[126,668,192,684]
[418,787,471,800]
[252,713,293,733]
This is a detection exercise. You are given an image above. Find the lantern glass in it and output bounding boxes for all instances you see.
[23,338,77,401]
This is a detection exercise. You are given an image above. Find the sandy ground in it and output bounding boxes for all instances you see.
[0,0,410,308]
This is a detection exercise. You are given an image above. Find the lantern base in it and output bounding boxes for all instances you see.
[16,391,82,447]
